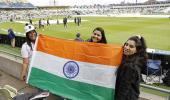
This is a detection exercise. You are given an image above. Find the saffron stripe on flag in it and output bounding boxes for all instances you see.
[36,35,122,66]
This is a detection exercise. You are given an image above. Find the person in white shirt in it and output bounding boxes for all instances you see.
[21,24,37,81]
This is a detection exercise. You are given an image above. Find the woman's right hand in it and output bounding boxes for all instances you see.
[20,73,26,81]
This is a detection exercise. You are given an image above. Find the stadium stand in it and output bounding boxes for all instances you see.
[0,0,35,9]
[70,1,170,15]
[0,1,170,23]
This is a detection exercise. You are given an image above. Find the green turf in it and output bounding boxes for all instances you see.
[140,87,169,97]
[151,83,170,90]
[1,17,170,50]
[140,83,170,97]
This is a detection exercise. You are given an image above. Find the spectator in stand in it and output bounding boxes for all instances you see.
[87,27,107,44]
[115,35,148,100]
[74,33,84,41]
[7,28,15,48]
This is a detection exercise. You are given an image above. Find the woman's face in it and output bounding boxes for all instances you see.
[91,30,102,43]
[123,40,137,56]
[28,30,36,41]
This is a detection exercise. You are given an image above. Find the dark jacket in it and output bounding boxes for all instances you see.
[115,55,146,100]
[8,29,15,39]
[74,37,84,41]
[86,38,94,43]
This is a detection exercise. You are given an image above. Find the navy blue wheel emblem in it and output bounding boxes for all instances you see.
[63,61,79,79]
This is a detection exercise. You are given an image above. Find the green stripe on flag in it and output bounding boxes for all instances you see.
[28,67,115,100]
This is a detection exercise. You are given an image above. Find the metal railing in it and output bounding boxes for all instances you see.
[140,83,170,100]
[0,49,22,60]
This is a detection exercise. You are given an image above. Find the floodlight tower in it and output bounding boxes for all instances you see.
[49,0,58,6]
[54,0,55,6]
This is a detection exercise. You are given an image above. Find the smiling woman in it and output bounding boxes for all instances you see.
[115,35,148,100]
[20,24,37,81]
[86,27,107,44]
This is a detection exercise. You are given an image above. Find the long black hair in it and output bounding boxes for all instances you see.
[88,27,107,44]
[126,35,148,59]
[118,35,148,74]
[26,30,37,50]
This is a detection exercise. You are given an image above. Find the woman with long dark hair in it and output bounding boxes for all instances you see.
[115,35,147,100]
[21,24,37,81]
[87,27,107,44]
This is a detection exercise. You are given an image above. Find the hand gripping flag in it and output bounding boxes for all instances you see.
[27,34,122,100]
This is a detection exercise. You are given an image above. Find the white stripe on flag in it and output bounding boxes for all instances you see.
[31,51,117,89]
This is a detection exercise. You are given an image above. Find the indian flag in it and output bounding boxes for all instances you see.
[27,35,122,100]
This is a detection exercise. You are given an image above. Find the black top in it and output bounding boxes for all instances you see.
[115,55,146,100]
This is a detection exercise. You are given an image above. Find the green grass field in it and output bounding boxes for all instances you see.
[1,17,170,51]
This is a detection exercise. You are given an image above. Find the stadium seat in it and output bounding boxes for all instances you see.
[0,85,17,100]
[145,59,162,84]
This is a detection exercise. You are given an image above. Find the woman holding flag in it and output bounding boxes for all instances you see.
[87,27,107,44]
[21,24,37,81]
[115,35,148,100]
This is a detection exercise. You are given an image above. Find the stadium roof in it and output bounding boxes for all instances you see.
[0,0,28,3]
[0,0,36,9]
